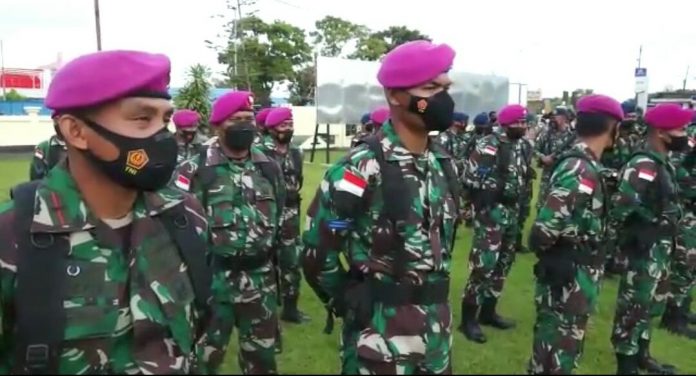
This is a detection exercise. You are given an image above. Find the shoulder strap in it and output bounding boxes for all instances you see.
[195,146,217,208]
[159,204,212,312]
[430,142,462,216]
[290,148,304,188]
[255,158,286,221]
[12,181,69,374]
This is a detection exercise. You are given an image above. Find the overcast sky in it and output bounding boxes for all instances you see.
[2,0,695,101]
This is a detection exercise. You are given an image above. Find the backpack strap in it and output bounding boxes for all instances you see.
[158,204,213,313]
[12,181,69,375]
[255,157,286,222]
[195,146,217,208]
[290,147,304,189]
[430,142,462,217]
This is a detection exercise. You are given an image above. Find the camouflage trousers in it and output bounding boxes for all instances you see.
[340,302,453,375]
[611,239,672,356]
[668,210,696,308]
[202,262,279,374]
[463,205,518,305]
[528,267,602,375]
[279,208,302,301]
[517,188,533,247]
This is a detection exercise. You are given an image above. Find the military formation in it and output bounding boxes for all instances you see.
[2,39,695,376]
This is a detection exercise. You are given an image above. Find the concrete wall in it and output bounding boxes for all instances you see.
[0,105,351,148]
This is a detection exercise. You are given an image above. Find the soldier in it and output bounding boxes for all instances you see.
[527,94,623,374]
[659,113,696,339]
[461,112,493,227]
[172,109,203,164]
[351,113,373,148]
[257,107,311,324]
[303,39,462,375]
[254,107,273,144]
[172,91,286,374]
[29,117,67,180]
[610,104,692,375]
[515,113,537,254]
[535,107,575,210]
[459,104,529,344]
[489,110,499,128]
[437,112,469,170]
[0,50,213,374]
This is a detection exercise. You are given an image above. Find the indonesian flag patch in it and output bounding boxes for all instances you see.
[638,169,656,182]
[34,148,44,159]
[483,146,497,156]
[335,170,367,197]
[175,175,191,191]
[579,178,595,194]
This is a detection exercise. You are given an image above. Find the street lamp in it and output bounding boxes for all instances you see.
[94,0,102,51]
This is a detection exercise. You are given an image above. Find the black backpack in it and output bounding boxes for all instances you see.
[10,181,212,374]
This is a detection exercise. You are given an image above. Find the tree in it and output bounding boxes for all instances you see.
[216,16,312,106]
[2,89,26,101]
[309,16,368,58]
[174,64,213,133]
[288,64,316,105]
[350,26,430,61]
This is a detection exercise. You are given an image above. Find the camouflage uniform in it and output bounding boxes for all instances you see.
[661,128,696,333]
[534,126,575,209]
[257,135,307,319]
[173,139,286,374]
[29,135,67,180]
[176,136,203,164]
[610,146,681,357]
[302,122,460,375]
[351,129,373,148]
[0,162,210,374]
[516,137,535,251]
[437,127,469,172]
[462,132,525,310]
[527,141,607,374]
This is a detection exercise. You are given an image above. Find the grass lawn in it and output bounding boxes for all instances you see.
[0,152,694,375]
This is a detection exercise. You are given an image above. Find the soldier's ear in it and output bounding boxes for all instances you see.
[385,89,405,107]
[57,115,88,150]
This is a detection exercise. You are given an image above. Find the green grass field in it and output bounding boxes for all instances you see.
[1,153,695,375]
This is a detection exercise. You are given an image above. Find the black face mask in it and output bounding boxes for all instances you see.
[505,128,526,140]
[179,132,196,145]
[605,124,619,152]
[275,130,294,145]
[407,90,455,132]
[475,127,492,135]
[224,122,256,151]
[364,124,374,133]
[666,135,689,152]
[81,118,178,191]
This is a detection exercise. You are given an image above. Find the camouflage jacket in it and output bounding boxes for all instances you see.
[258,135,304,200]
[172,138,287,262]
[0,163,210,374]
[534,126,575,159]
[464,132,526,204]
[670,127,696,204]
[303,122,460,306]
[611,145,682,238]
[350,130,373,148]
[436,127,469,161]
[176,139,203,165]
[517,137,535,185]
[30,136,67,180]
[531,141,607,258]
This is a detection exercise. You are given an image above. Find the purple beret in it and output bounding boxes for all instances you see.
[377,40,455,89]
[266,107,293,128]
[498,104,528,126]
[256,108,273,127]
[46,50,170,111]
[370,107,390,125]
[576,94,624,121]
[644,104,692,130]
[209,91,254,126]
[172,109,200,129]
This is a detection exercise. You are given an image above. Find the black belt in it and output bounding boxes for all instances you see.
[212,254,270,272]
[369,278,450,306]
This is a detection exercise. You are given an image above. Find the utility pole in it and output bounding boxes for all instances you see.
[94,0,102,51]
[0,40,5,98]
[683,65,690,91]
[236,0,252,91]
[510,82,527,104]
[637,45,642,68]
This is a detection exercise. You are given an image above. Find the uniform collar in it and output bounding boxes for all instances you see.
[380,121,450,161]
[31,162,184,233]
[204,138,271,167]
[571,140,600,162]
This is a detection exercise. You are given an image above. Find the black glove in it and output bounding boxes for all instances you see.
[343,281,373,329]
